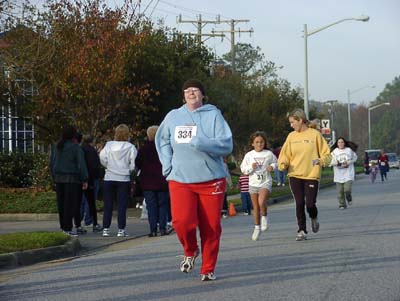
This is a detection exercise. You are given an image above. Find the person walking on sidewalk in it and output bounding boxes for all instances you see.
[240,131,277,241]
[330,137,358,210]
[237,174,252,215]
[135,125,170,237]
[155,79,233,281]
[278,109,331,241]
[50,125,88,237]
[100,124,137,238]
[81,134,103,232]
[71,132,87,235]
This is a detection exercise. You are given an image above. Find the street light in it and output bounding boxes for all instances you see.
[368,102,390,149]
[347,85,375,140]
[303,15,370,119]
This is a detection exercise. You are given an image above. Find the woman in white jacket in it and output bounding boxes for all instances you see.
[330,137,358,209]
[100,124,137,237]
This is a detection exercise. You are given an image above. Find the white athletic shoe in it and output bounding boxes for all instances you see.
[180,248,200,273]
[117,229,129,237]
[102,228,110,237]
[201,272,216,281]
[252,225,261,241]
[296,230,307,241]
[261,216,268,232]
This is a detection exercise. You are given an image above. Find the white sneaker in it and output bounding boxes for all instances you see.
[252,225,261,241]
[261,216,268,232]
[180,248,200,273]
[102,228,110,237]
[277,182,281,186]
[117,229,129,237]
[296,230,307,241]
[282,183,285,187]
[201,272,216,281]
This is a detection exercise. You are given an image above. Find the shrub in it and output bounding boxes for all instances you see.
[0,152,52,189]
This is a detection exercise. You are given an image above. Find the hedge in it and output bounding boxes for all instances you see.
[0,152,52,189]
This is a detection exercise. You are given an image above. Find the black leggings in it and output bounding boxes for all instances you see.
[289,177,319,233]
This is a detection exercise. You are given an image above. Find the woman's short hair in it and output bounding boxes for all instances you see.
[146,125,158,141]
[288,108,308,122]
[82,134,94,144]
[114,124,130,141]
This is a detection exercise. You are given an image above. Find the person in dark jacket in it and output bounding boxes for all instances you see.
[135,125,170,237]
[81,134,103,232]
[378,149,389,181]
[50,125,88,236]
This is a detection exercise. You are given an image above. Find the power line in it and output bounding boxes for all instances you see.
[158,0,231,19]
[177,15,253,72]
[177,14,225,45]
[212,19,254,72]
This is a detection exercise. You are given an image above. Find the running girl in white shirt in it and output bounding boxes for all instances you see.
[240,131,277,241]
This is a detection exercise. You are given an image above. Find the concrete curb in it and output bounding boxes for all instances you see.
[0,238,81,270]
[0,213,59,222]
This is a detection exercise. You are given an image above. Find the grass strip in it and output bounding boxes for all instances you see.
[0,231,70,254]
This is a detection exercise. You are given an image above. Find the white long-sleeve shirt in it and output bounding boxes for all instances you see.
[330,147,358,183]
[100,141,137,182]
[240,149,277,188]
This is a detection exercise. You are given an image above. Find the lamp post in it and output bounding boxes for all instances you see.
[347,85,375,140]
[303,15,369,119]
[368,102,390,149]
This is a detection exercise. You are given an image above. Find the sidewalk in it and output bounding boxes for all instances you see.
[0,209,150,269]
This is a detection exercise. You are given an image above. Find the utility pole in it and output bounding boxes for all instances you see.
[177,15,253,72]
[177,14,225,46]
[212,19,254,72]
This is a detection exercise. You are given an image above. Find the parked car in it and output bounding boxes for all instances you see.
[387,152,399,169]
[365,149,381,165]
[364,149,381,174]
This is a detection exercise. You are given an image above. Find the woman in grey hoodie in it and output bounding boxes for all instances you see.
[156,79,233,281]
[100,124,137,237]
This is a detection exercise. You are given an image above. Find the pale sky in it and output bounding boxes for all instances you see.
[119,0,400,106]
[34,0,400,106]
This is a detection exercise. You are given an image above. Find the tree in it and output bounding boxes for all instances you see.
[0,0,215,145]
[222,43,278,84]
[0,0,153,144]
[371,76,400,153]
[123,26,213,131]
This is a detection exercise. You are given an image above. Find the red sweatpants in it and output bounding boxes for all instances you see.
[169,178,226,274]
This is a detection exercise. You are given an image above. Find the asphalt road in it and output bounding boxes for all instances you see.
[1,170,400,301]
